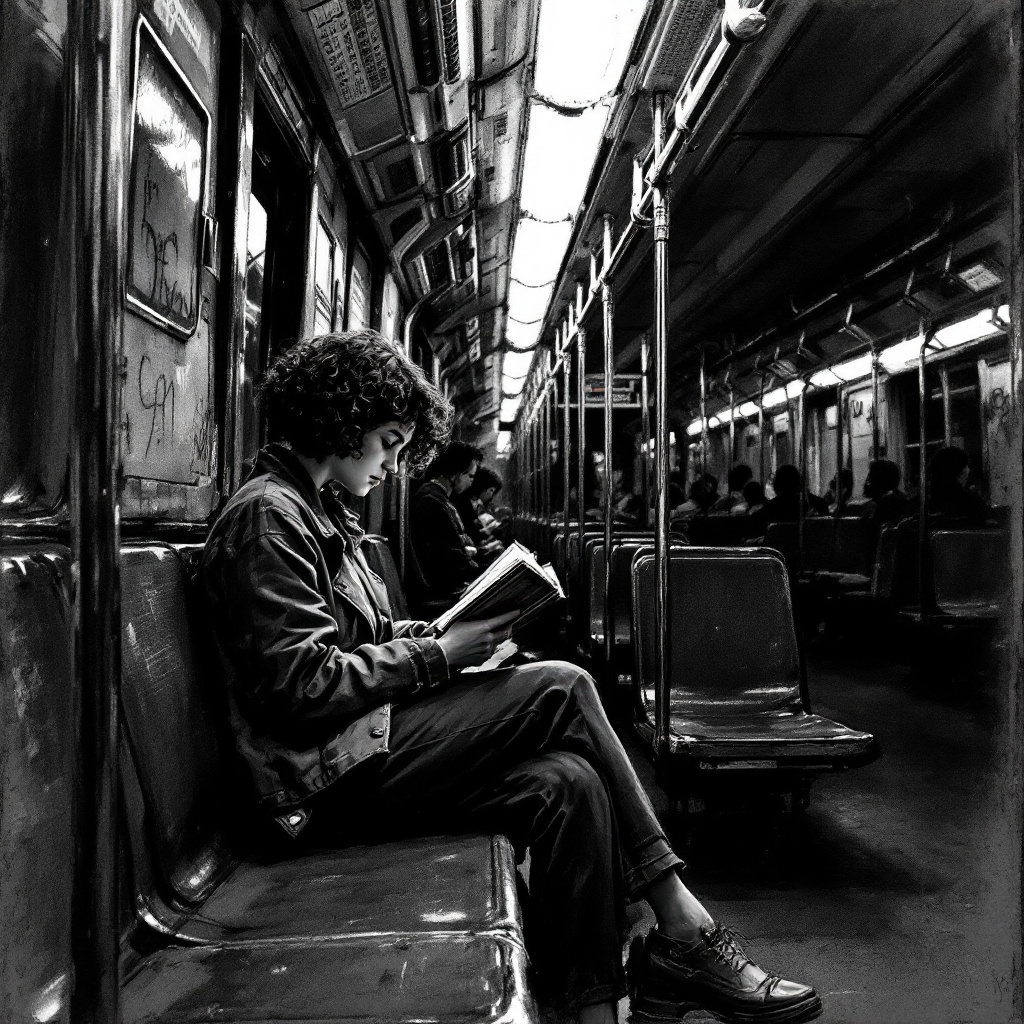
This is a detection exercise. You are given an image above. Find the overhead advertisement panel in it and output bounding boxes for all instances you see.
[307,0,391,107]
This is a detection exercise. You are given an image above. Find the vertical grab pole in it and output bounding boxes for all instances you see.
[400,297,430,581]
[577,303,588,569]
[796,383,807,574]
[563,336,572,555]
[652,91,672,758]
[602,213,616,663]
[835,385,844,516]
[67,0,127,1015]
[699,348,709,486]
[541,369,549,526]
[870,344,881,463]
[531,389,539,521]
[758,375,766,486]
[640,332,652,527]
[918,326,937,625]
[729,387,736,466]
[757,376,765,487]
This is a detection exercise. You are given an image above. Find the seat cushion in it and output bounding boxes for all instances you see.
[646,700,877,764]
[163,835,522,943]
[122,932,535,1024]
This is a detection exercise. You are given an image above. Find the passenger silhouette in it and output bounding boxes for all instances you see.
[927,445,990,523]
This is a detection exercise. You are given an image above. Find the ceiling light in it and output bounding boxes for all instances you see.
[496,431,512,455]
[878,336,925,374]
[509,217,574,287]
[533,0,647,105]
[504,318,544,354]
[829,354,872,382]
[500,396,522,422]
[738,401,759,417]
[762,387,789,409]
[502,349,534,380]
[519,104,610,222]
[934,308,1004,348]
[502,375,526,398]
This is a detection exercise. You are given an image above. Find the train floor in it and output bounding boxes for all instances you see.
[535,644,1018,1024]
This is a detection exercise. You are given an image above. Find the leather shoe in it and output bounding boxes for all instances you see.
[626,924,823,1023]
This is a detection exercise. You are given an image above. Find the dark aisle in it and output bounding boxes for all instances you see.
[611,649,1019,1024]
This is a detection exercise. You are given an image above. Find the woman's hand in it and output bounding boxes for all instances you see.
[435,610,519,667]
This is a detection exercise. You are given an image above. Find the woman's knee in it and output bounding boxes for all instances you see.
[536,751,611,826]
[521,659,600,703]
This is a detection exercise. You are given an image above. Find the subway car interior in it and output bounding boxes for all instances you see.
[0,0,1022,1022]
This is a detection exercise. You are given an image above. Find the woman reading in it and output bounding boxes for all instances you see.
[201,330,822,1024]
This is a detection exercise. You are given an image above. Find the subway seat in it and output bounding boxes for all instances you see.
[117,543,536,1023]
[631,547,878,768]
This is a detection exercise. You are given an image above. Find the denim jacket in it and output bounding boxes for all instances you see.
[201,445,449,832]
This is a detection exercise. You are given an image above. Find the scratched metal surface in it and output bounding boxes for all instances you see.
[121,933,536,1023]
[0,546,75,1023]
[0,0,72,516]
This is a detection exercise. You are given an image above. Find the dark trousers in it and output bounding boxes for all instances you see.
[314,660,683,1009]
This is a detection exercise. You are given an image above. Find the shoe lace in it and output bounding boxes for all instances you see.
[705,925,757,975]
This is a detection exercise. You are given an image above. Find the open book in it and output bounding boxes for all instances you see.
[429,541,565,635]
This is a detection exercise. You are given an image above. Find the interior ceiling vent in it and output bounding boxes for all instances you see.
[436,0,461,82]
[641,0,720,92]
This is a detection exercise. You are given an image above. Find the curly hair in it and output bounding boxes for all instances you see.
[259,331,453,472]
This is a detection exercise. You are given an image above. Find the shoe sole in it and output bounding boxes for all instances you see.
[631,992,823,1024]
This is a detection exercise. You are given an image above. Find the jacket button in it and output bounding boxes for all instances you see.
[370,726,385,738]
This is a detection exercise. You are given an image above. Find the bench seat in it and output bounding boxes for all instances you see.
[119,543,537,1021]
[133,834,521,944]
[122,932,533,1024]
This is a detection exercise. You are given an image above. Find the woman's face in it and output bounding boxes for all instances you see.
[328,420,414,496]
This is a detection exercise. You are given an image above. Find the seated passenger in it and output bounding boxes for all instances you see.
[927,445,991,523]
[671,479,708,520]
[711,464,754,514]
[454,465,505,564]
[738,479,765,516]
[410,440,483,610]
[807,468,852,516]
[201,331,822,1024]
[861,459,909,526]
[763,464,802,524]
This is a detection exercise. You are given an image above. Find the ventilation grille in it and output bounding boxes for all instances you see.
[437,0,461,82]
[406,0,440,86]
[493,111,509,138]
[641,0,720,92]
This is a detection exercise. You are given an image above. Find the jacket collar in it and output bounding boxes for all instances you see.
[249,444,364,553]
